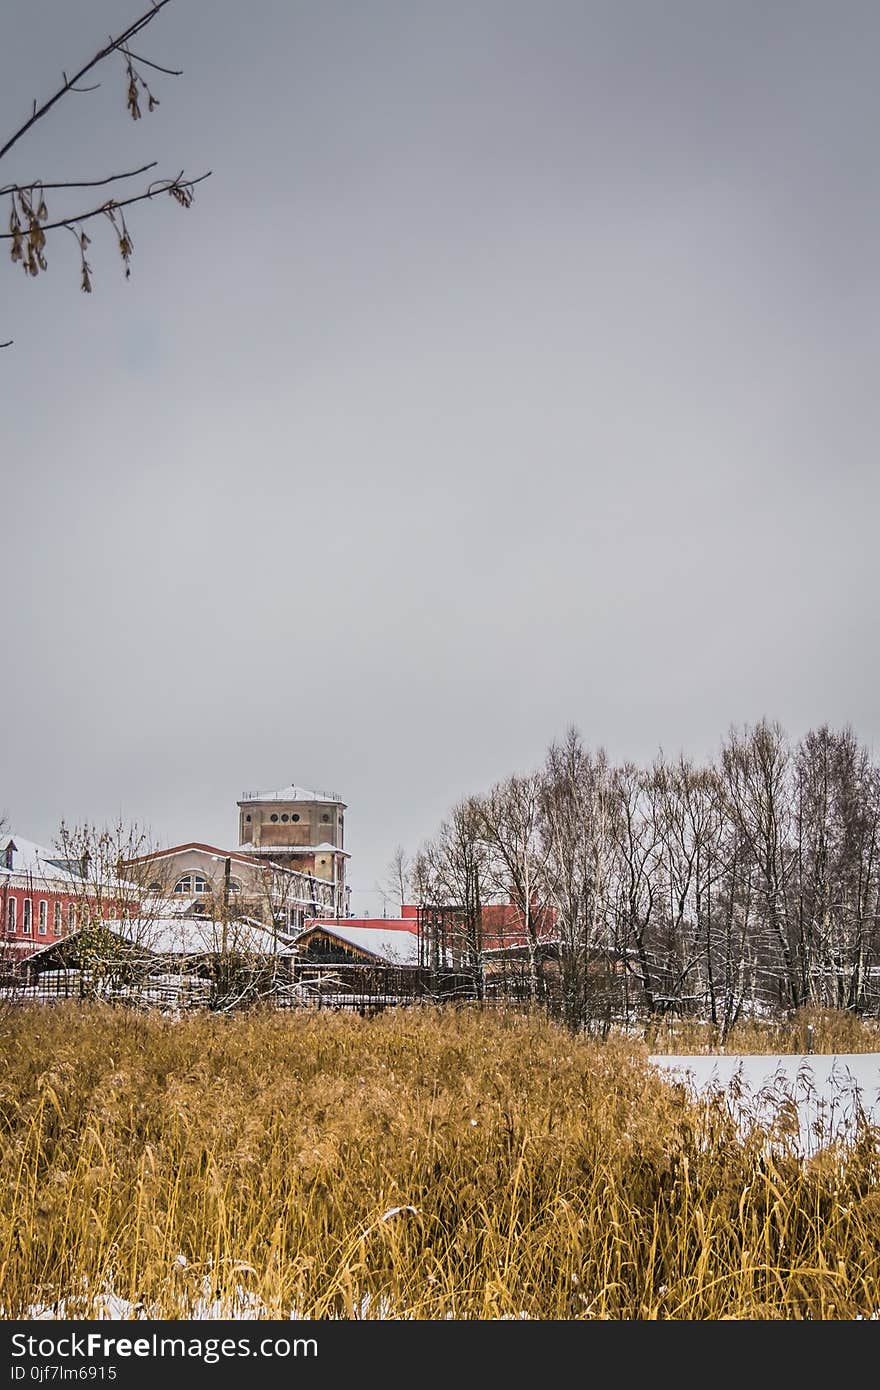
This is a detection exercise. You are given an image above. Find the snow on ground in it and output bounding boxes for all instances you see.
[651,1053,880,1154]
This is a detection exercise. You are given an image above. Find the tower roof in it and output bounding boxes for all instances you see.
[238,784,344,806]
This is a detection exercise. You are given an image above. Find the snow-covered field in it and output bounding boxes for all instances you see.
[651,1053,880,1155]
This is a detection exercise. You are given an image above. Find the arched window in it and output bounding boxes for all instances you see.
[173,873,210,896]
[7,898,16,933]
[38,901,48,934]
[227,878,242,895]
[22,899,32,934]
[68,903,77,931]
[53,902,62,934]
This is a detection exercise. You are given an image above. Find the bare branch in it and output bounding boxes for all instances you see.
[120,48,183,77]
[0,171,212,241]
[0,163,159,197]
[0,0,174,164]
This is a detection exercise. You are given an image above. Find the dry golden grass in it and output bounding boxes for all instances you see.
[0,1002,878,1320]
[643,1007,880,1056]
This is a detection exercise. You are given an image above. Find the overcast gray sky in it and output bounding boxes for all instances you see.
[2,0,878,914]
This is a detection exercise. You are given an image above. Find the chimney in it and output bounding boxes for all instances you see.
[80,849,91,878]
[3,839,15,871]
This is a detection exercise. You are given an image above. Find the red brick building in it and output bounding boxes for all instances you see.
[0,833,125,964]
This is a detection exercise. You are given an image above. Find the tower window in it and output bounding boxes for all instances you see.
[281,814,289,823]
[270,814,279,823]
[292,814,300,822]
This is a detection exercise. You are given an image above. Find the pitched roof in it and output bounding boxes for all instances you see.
[126,842,268,869]
[27,915,294,959]
[0,834,136,890]
[295,922,420,966]
[305,915,417,934]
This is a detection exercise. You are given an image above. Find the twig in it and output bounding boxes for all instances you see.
[0,171,212,239]
[0,0,174,164]
[120,48,183,76]
[1,163,159,196]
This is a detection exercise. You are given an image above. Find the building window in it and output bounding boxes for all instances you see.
[321,814,330,823]
[227,878,242,895]
[22,899,32,934]
[53,902,62,935]
[270,814,279,823]
[109,906,117,920]
[68,903,77,931]
[173,873,210,896]
[7,898,16,934]
[291,814,300,822]
[245,815,251,823]
[38,901,48,934]
[281,814,289,822]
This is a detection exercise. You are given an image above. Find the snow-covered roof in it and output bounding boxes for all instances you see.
[0,834,137,891]
[129,842,267,869]
[28,915,294,958]
[296,922,420,966]
[238,784,345,805]
[129,916,293,957]
[0,834,73,880]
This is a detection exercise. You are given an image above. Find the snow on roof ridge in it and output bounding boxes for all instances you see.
[239,784,344,804]
[0,832,137,888]
[297,921,420,966]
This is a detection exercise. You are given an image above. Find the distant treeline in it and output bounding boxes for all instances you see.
[411,721,880,1032]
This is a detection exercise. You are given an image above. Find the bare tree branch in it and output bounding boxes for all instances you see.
[120,48,183,77]
[2,0,208,333]
[0,171,211,240]
[1,163,159,197]
[0,0,175,164]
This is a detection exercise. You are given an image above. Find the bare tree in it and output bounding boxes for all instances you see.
[608,763,664,1017]
[414,797,489,995]
[52,819,163,996]
[413,718,880,1027]
[381,844,411,916]
[652,755,727,1021]
[539,728,615,1030]
[479,773,554,1005]
[721,721,799,1011]
[1,0,209,346]
[794,725,880,1010]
